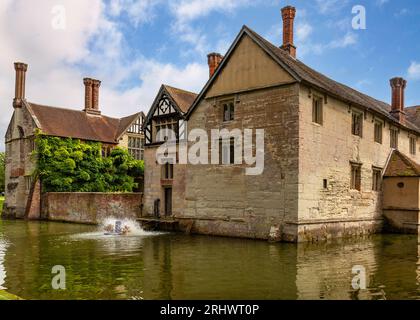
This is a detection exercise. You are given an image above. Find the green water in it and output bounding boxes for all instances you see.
[0,220,419,300]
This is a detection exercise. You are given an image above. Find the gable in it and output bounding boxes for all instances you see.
[5,112,15,142]
[145,86,188,145]
[384,150,420,177]
[206,34,295,98]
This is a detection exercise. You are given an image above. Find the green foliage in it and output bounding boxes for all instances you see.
[0,152,5,194]
[34,133,144,193]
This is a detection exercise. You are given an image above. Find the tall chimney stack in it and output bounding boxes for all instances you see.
[14,62,28,108]
[207,53,223,78]
[84,78,93,110]
[281,6,297,58]
[92,79,101,112]
[83,78,101,115]
[390,77,407,122]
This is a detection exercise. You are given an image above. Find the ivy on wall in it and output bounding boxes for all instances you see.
[0,152,5,193]
[34,132,144,193]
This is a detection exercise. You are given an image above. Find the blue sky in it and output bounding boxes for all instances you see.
[0,0,419,151]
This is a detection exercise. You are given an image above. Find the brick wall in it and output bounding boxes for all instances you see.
[42,192,142,224]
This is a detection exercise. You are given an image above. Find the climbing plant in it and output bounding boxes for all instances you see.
[34,132,144,193]
[0,152,5,193]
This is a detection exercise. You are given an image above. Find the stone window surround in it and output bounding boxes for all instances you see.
[351,110,364,138]
[372,166,383,192]
[409,134,417,155]
[350,161,363,191]
[390,127,399,149]
[374,118,384,144]
[312,95,324,125]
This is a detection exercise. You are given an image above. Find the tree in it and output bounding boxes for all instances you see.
[0,152,5,194]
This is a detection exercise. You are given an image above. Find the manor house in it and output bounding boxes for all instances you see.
[2,64,145,219]
[143,6,420,242]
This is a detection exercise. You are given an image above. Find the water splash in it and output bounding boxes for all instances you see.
[71,217,163,240]
[100,217,151,236]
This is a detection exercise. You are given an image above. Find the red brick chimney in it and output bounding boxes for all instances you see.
[83,78,101,115]
[281,6,297,58]
[14,62,28,108]
[207,53,223,78]
[390,77,407,122]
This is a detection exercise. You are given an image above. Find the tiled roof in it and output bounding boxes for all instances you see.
[244,26,420,133]
[164,85,198,114]
[26,102,142,144]
[405,106,420,128]
[384,150,420,177]
[187,26,420,133]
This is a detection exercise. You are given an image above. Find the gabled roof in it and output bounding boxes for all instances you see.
[186,25,420,134]
[145,84,198,123]
[25,101,143,144]
[164,85,198,113]
[405,106,420,128]
[384,150,420,177]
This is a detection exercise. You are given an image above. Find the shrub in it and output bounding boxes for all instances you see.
[34,132,144,193]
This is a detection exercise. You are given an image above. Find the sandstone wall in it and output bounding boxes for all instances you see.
[42,192,142,224]
[297,84,420,241]
[2,104,37,219]
[143,145,186,217]
[183,84,300,240]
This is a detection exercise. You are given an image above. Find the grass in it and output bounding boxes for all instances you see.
[0,290,22,300]
[0,196,3,212]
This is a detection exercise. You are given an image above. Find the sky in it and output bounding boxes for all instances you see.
[0,0,419,151]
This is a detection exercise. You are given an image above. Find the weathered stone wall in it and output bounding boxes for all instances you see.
[383,177,420,234]
[2,104,37,219]
[143,145,186,217]
[297,84,420,241]
[42,192,142,224]
[183,84,300,240]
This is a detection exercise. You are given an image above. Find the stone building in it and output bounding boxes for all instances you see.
[143,6,420,241]
[143,85,197,218]
[2,63,145,220]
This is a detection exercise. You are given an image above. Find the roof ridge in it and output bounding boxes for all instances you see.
[241,26,420,133]
[163,84,198,96]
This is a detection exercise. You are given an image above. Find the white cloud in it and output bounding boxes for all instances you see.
[376,0,389,7]
[296,23,313,42]
[330,32,358,48]
[169,0,254,55]
[408,61,420,80]
[0,0,209,151]
[170,0,251,23]
[315,0,349,14]
[108,0,163,26]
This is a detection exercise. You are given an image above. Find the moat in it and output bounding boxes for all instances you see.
[0,219,419,300]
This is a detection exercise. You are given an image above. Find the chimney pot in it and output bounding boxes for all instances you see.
[281,6,297,58]
[207,52,223,78]
[13,62,28,108]
[390,77,407,122]
[83,78,101,115]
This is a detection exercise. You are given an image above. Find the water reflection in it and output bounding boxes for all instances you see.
[0,220,419,300]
